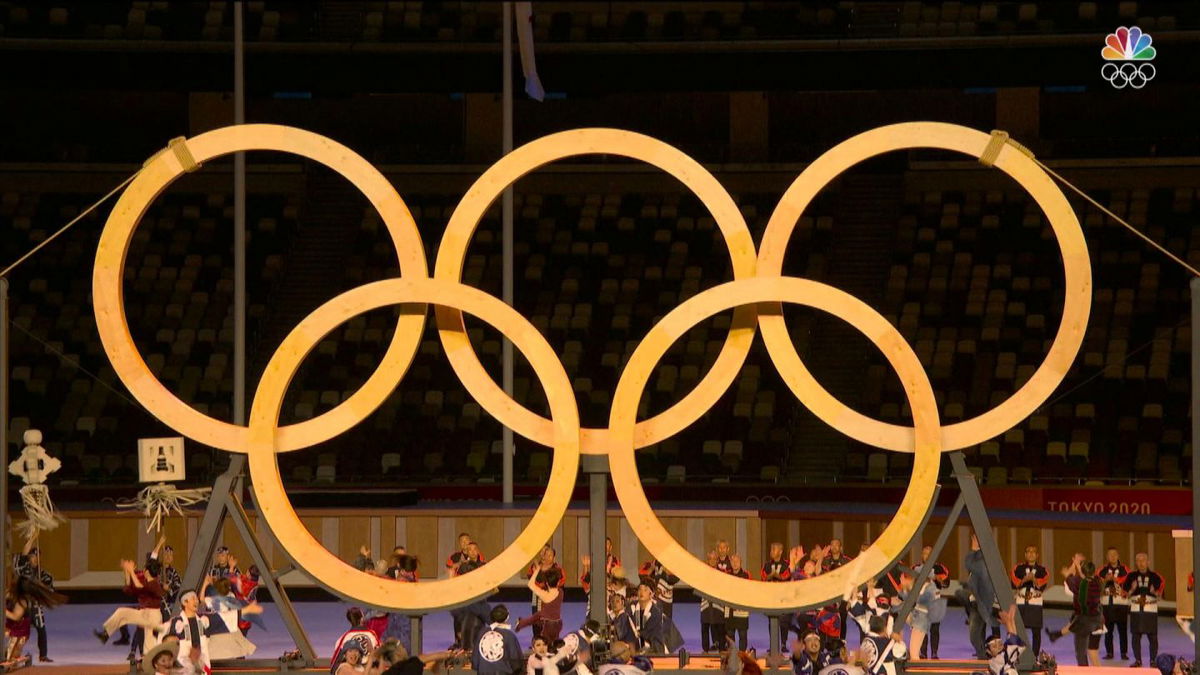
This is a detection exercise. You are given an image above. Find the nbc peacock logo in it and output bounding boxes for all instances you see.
[1101,26,1156,89]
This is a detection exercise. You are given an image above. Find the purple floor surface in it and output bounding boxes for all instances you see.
[33,602,1196,667]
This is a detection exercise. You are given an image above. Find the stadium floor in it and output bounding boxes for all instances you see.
[31,602,1196,668]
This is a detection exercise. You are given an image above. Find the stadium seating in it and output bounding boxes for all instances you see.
[3,165,1197,488]
[3,2,1195,43]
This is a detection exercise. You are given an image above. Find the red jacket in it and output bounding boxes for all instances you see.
[124,572,164,610]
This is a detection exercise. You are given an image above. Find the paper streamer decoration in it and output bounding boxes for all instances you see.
[8,430,66,538]
[117,483,212,534]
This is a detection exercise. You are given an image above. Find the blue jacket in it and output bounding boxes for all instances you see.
[616,602,667,653]
[472,623,525,674]
[964,549,998,627]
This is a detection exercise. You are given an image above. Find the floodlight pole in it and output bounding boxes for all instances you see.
[233,0,247,436]
[0,276,9,661]
[1191,276,1199,667]
[501,1,515,504]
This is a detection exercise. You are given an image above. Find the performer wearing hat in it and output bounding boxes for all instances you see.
[1010,545,1048,656]
[142,640,180,675]
[13,531,56,662]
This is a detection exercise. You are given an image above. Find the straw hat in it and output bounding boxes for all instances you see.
[141,640,180,674]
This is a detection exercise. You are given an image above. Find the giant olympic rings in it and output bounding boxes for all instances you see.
[93,122,1090,612]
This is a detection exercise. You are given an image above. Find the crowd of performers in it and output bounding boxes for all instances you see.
[0,526,1178,675]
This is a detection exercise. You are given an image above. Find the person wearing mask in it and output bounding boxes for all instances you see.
[762,542,792,650]
[1047,555,1102,666]
[1010,545,1048,655]
[701,550,726,653]
[472,605,524,675]
[1097,546,1130,661]
[725,555,751,651]
[1123,552,1165,668]
[911,544,949,659]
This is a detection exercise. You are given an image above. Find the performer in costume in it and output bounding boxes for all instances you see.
[472,605,524,675]
[963,534,1000,659]
[762,542,792,650]
[580,538,620,594]
[911,545,949,659]
[620,582,670,654]
[725,555,751,651]
[1123,552,1165,668]
[527,636,555,675]
[985,605,1026,675]
[1047,555,1102,667]
[1098,546,1131,661]
[95,558,167,658]
[859,615,906,675]
[332,606,379,673]
[527,546,566,620]
[162,591,212,675]
[700,550,726,653]
[517,568,564,643]
[822,539,854,654]
[447,534,484,576]
[790,631,836,675]
[639,557,679,619]
[4,573,65,664]
[209,546,240,580]
[13,531,56,662]
[898,571,936,658]
[1010,545,1048,655]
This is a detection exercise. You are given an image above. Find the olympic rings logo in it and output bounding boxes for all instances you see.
[93,123,1090,611]
[1101,62,1156,89]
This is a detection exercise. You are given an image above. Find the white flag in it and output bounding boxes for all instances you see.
[514,2,545,101]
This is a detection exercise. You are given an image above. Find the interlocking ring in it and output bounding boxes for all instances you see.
[608,277,941,610]
[758,122,1090,453]
[1102,62,1156,89]
[93,125,430,454]
[246,279,579,611]
[433,128,758,454]
[94,122,1089,612]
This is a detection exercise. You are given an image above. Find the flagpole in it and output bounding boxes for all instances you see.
[501,2,515,505]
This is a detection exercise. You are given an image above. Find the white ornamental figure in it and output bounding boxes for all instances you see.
[117,437,210,533]
[8,429,66,538]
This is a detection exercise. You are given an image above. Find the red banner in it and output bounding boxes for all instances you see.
[1039,487,1190,516]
